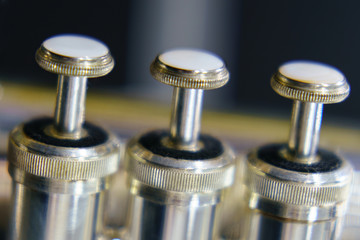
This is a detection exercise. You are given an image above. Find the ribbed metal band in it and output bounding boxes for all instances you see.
[150,57,229,89]
[245,147,353,215]
[126,138,235,193]
[271,73,350,103]
[244,149,353,221]
[8,134,120,181]
[36,46,114,77]
[246,168,350,206]
[128,157,235,193]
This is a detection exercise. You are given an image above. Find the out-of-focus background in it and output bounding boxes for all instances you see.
[0,0,359,126]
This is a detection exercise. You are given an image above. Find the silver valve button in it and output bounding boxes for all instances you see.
[123,48,234,240]
[271,60,350,163]
[151,48,229,150]
[7,34,120,240]
[36,34,114,138]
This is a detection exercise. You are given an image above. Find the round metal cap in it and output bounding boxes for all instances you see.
[150,48,229,89]
[271,60,350,103]
[36,34,114,77]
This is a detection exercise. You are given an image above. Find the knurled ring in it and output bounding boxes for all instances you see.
[36,46,114,77]
[7,126,120,181]
[271,61,350,103]
[35,34,114,77]
[245,148,353,221]
[126,139,235,193]
[150,48,229,90]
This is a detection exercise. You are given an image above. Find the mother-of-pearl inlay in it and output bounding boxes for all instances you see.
[279,61,344,84]
[159,48,224,71]
[43,35,109,59]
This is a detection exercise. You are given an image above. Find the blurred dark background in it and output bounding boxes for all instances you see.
[0,0,359,125]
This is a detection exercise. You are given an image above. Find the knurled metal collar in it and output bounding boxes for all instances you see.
[36,35,114,77]
[271,60,350,103]
[245,147,353,221]
[150,48,229,89]
[125,136,235,193]
[8,124,121,181]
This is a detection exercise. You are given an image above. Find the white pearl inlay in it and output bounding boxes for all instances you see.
[159,48,224,71]
[43,34,109,59]
[279,61,344,84]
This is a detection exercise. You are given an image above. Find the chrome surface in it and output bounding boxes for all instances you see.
[0,56,358,240]
[0,96,360,239]
[245,149,352,221]
[222,206,345,240]
[123,192,221,240]
[288,101,322,162]
[35,39,114,78]
[151,48,229,150]
[220,156,360,240]
[6,35,120,240]
[126,137,235,194]
[226,60,355,240]
[124,134,235,240]
[122,49,235,240]
[270,62,350,104]
[54,75,87,136]
[169,88,203,150]
[150,50,229,90]
[8,126,121,183]
[8,181,104,240]
[271,60,350,164]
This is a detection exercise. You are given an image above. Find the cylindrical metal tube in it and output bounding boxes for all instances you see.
[7,121,120,240]
[288,101,323,162]
[236,60,354,240]
[125,193,220,240]
[54,76,87,135]
[129,48,232,240]
[7,34,119,240]
[170,88,203,149]
[8,181,103,240]
[223,208,344,240]
[124,135,235,240]
[226,144,353,240]
[244,214,342,240]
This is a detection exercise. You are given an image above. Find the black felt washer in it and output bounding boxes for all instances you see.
[23,117,108,148]
[139,130,224,160]
[257,144,342,173]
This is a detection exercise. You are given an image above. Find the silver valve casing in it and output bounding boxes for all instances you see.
[222,61,353,240]
[122,48,236,240]
[123,132,235,240]
[6,34,121,240]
